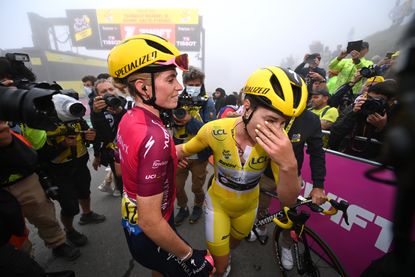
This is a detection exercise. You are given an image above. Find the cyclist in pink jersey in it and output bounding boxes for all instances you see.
[108,34,214,277]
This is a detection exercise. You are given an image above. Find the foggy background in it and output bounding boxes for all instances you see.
[1,0,413,94]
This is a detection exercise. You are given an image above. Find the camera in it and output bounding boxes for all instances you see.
[103,92,123,109]
[360,97,387,116]
[36,167,59,200]
[172,94,208,121]
[360,65,382,78]
[306,54,318,64]
[173,107,187,120]
[0,52,85,130]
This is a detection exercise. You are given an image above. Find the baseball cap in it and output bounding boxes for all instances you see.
[311,88,330,97]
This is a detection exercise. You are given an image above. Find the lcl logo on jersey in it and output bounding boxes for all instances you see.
[212,128,227,141]
[248,156,269,170]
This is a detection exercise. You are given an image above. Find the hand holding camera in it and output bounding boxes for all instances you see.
[366,112,387,131]
[93,96,108,113]
[84,128,96,141]
[93,93,123,114]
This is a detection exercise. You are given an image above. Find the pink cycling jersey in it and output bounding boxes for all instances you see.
[117,106,177,220]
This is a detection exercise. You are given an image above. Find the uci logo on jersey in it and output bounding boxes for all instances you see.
[248,156,269,170]
[212,128,227,141]
[145,174,157,180]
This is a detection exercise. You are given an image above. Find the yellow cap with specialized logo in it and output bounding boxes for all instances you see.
[243,66,308,117]
[107,34,188,78]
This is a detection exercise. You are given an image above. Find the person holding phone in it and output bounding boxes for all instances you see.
[294,53,326,93]
[329,41,373,95]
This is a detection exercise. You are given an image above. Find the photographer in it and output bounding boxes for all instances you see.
[173,66,212,226]
[0,56,80,260]
[91,79,126,197]
[42,113,106,246]
[295,53,326,92]
[329,80,397,161]
[329,41,373,94]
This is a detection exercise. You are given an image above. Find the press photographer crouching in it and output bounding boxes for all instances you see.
[91,79,127,196]
[328,79,397,161]
[0,54,82,261]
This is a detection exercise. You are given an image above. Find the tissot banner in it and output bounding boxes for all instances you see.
[66,9,201,51]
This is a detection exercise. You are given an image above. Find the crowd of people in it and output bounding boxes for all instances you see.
[0,33,400,277]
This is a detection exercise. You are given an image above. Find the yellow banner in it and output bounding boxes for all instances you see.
[96,8,198,24]
[74,28,92,41]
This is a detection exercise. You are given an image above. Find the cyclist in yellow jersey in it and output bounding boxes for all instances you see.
[176,66,308,276]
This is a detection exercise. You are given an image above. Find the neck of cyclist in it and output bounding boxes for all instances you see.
[236,118,256,148]
[134,94,161,118]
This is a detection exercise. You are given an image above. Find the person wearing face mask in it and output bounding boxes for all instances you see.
[81,75,97,98]
[172,66,214,226]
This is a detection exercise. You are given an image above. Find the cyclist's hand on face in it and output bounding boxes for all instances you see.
[255,121,296,170]
[183,249,214,276]
[310,188,326,205]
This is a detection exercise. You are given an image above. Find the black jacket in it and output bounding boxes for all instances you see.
[265,110,326,188]
[294,63,326,80]
[328,105,385,161]
[91,109,126,166]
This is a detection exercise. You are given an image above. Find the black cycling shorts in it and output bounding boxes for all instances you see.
[123,215,192,277]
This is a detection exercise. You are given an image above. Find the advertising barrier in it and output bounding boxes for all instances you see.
[270,149,398,276]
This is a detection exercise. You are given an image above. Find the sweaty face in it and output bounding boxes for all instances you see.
[154,69,183,110]
[246,106,287,142]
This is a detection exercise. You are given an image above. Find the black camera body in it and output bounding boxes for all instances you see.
[360,97,387,116]
[103,93,123,109]
[173,94,208,120]
[306,54,318,64]
[360,65,382,78]
[0,52,86,130]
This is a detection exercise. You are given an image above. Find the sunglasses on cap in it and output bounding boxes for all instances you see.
[156,54,189,71]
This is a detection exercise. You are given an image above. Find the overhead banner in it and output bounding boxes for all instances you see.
[66,9,201,51]
[66,9,101,49]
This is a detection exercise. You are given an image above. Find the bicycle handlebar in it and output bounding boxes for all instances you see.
[272,197,349,230]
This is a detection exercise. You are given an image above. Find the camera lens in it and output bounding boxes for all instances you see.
[173,108,186,120]
[103,93,122,108]
[69,103,86,117]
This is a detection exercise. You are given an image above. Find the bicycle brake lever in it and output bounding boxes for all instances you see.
[329,199,350,225]
[309,202,324,213]
[339,200,350,225]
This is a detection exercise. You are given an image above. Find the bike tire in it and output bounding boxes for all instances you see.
[272,225,347,277]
